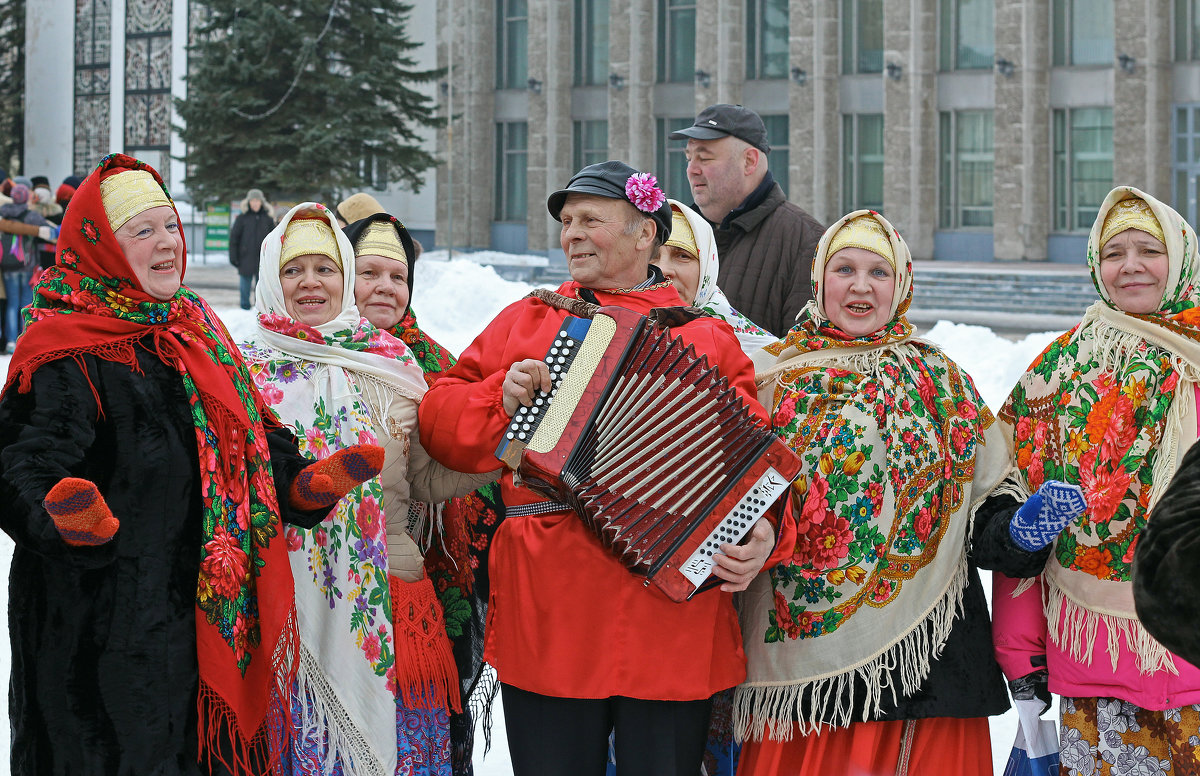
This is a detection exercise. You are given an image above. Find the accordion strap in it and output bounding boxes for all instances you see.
[526,289,708,329]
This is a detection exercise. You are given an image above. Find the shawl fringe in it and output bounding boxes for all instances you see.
[197,604,299,776]
[389,575,462,713]
[733,551,970,743]
[1044,575,1177,676]
[293,644,388,776]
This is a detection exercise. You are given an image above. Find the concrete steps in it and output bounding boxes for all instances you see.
[906,262,1094,333]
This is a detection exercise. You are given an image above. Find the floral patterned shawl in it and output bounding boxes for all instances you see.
[997,186,1200,675]
[734,210,1011,740]
[3,153,294,774]
[241,203,427,776]
[667,198,778,354]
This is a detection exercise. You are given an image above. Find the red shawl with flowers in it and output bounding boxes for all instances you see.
[3,154,295,774]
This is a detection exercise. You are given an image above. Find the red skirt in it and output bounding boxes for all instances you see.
[736,716,992,776]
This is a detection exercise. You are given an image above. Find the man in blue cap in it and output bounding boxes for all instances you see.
[671,104,824,337]
[418,160,787,776]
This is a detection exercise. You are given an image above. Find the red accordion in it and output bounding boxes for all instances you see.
[495,305,800,602]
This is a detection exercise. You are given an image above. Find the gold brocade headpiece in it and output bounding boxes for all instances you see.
[1100,197,1166,248]
[281,218,341,268]
[827,214,895,267]
[99,170,173,231]
[354,221,408,265]
[663,206,699,259]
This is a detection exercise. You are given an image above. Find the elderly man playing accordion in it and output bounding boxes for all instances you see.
[418,161,793,776]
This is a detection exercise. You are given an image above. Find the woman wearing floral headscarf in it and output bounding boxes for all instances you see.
[343,212,505,775]
[656,200,777,358]
[986,187,1200,776]
[0,155,383,776]
[241,204,495,776]
[733,210,1011,775]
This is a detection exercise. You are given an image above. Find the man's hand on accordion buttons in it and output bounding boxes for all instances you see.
[502,358,553,416]
[712,517,776,592]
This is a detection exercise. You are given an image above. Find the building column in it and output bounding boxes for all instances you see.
[790,0,840,226]
[695,0,744,110]
[882,0,937,259]
[1113,0,1172,197]
[608,0,656,170]
[992,0,1050,262]
[526,0,573,252]
[436,0,495,251]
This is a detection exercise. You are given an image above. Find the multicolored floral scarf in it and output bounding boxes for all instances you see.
[734,210,1011,741]
[243,202,427,776]
[392,309,457,387]
[997,186,1200,675]
[2,153,294,774]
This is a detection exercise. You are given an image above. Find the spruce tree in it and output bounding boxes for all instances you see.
[176,0,443,204]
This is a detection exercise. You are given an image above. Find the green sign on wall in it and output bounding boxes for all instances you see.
[204,203,231,251]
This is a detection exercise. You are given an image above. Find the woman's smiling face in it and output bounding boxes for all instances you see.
[280,253,343,326]
[822,247,896,337]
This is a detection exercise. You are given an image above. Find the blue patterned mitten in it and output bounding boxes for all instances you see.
[1009,480,1087,552]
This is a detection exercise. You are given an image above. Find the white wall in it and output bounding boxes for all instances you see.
[23,0,75,180]
[373,0,440,234]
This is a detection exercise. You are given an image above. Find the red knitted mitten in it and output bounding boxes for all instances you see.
[289,444,385,511]
[43,477,120,547]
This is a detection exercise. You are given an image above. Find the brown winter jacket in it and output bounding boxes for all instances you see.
[712,182,824,337]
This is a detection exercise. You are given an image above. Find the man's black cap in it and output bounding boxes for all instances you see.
[547,160,672,244]
[30,175,50,188]
[668,104,771,154]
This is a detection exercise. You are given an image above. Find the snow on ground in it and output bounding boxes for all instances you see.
[0,256,1068,774]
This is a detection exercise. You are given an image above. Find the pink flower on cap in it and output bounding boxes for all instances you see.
[624,173,665,214]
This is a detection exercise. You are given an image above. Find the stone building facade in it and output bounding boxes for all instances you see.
[433,0,1198,264]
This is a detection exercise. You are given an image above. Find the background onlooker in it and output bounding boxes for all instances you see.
[228,187,274,309]
[0,184,49,345]
[670,104,825,337]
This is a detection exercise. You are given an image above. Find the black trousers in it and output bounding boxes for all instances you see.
[500,683,713,776]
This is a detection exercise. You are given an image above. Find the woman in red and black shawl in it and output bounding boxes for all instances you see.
[0,154,383,776]
[345,212,504,773]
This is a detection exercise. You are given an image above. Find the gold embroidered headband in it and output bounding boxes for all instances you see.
[354,221,408,265]
[99,170,173,231]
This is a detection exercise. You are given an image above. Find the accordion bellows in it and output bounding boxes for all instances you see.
[497,306,800,602]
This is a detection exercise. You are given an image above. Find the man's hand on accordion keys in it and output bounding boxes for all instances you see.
[502,358,553,416]
[710,516,777,592]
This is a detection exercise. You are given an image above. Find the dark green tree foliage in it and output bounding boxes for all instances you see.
[0,0,25,172]
[177,0,443,203]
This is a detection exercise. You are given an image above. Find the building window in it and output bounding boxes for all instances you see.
[495,122,528,222]
[842,0,883,74]
[125,0,172,186]
[1172,105,1200,226]
[656,117,693,205]
[75,0,112,176]
[1052,0,1113,66]
[1053,108,1113,232]
[939,0,993,71]
[939,111,994,228]
[360,146,389,191]
[762,114,789,198]
[746,0,788,80]
[657,0,696,83]
[573,120,609,171]
[1177,0,1200,60]
[842,114,884,213]
[497,0,528,89]
[575,0,610,86]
